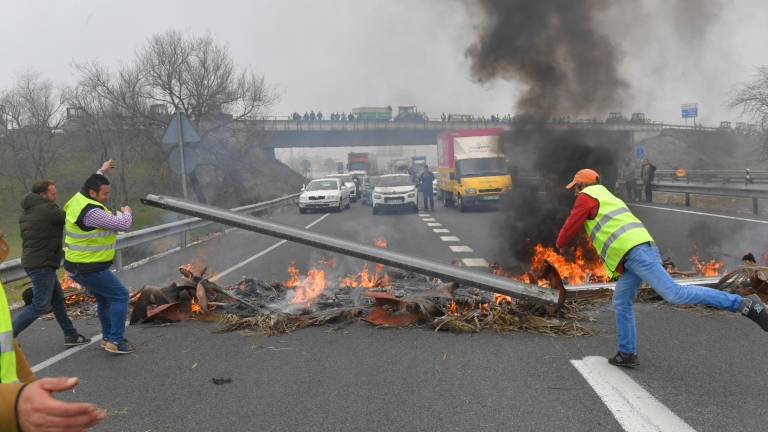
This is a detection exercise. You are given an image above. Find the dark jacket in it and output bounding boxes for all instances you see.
[419,171,435,193]
[19,193,65,268]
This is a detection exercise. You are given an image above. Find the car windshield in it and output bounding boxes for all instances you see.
[377,175,413,187]
[326,175,351,183]
[306,180,338,191]
[456,157,507,178]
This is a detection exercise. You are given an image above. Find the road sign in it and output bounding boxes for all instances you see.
[635,146,645,160]
[162,112,201,151]
[681,103,698,119]
[168,146,200,175]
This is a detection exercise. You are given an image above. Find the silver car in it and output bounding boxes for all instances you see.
[299,178,351,213]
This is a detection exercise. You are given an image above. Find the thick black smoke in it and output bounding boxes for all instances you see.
[466,0,626,117]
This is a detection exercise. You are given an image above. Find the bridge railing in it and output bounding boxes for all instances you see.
[0,193,300,284]
[250,116,754,134]
[655,169,768,186]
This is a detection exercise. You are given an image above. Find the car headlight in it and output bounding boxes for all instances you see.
[407,193,416,198]
[465,188,477,194]
[299,195,308,202]
[373,194,383,199]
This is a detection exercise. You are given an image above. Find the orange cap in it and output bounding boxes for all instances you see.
[565,169,600,189]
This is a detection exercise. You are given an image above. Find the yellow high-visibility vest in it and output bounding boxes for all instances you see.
[580,184,654,277]
[0,281,19,383]
[63,192,117,263]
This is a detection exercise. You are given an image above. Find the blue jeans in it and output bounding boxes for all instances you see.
[13,267,77,337]
[69,269,129,343]
[613,244,743,354]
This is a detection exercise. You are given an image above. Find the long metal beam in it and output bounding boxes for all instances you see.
[141,194,563,306]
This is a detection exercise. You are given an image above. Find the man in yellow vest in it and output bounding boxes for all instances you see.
[0,234,106,431]
[557,169,767,367]
[63,161,134,354]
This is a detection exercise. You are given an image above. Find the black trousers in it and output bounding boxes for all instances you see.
[422,191,434,209]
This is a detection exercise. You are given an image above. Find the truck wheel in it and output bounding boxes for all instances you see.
[372,206,379,215]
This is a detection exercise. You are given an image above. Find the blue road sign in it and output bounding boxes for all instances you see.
[681,103,698,119]
[635,146,645,160]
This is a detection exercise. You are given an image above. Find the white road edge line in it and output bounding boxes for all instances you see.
[630,203,768,225]
[449,245,473,252]
[32,212,332,373]
[571,356,697,432]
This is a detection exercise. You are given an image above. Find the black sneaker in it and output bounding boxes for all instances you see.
[741,294,768,331]
[64,333,90,346]
[608,352,639,368]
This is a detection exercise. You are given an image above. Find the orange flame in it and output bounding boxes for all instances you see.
[290,268,326,306]
[373,236,388,249]
[60,275,81,291]
[190,297,201,313]
[284,262,301,288]
[690,255,725,276]
[675,167,687,177]
[528,244,608,284]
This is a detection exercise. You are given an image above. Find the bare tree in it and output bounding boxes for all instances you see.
[731,66,768,130]
[73,30,278,205]
[0,72,65,189]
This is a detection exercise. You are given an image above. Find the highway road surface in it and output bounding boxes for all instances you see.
[13,200,768,432]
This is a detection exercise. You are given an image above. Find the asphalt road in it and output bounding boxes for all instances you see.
[13,199,768,432]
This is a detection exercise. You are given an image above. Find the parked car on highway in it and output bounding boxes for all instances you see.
[324,174,359,202]
[299,178,351,213]
[360,176,381,206]
[372,174,418,214]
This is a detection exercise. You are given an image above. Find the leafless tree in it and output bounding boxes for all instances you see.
[73,30,278,204]
[0,72,66,189]
[731,66,768,130]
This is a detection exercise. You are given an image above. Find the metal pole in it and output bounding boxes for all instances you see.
[141,194,563,306]
[176,111,189,199]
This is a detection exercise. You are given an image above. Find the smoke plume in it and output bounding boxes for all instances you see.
[465,0,626,117]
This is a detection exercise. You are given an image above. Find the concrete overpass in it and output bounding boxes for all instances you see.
[251,117,718,157]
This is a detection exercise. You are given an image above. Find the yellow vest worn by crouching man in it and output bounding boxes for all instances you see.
[63,193,117,264]
[579,185,654,278]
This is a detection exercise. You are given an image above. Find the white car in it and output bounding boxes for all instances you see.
[299,178,351,213]
[372,174,418,214]
[324,174,358,202]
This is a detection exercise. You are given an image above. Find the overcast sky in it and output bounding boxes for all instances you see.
[2,0,767,126]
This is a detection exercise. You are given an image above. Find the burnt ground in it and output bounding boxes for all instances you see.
[14,200,768,432]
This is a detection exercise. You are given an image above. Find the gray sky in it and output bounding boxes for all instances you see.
[2,0,767,126]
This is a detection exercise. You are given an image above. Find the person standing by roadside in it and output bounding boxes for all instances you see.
[624,160,638,202]
[641,159,656,202]
[419,165,435,211]
[63,160,135,354]
[12,179,91,344]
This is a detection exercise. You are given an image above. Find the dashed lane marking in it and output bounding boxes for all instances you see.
[32,213,332,373]
[433,228,450,233]
[422,218,436,222]
[461,258,489,267]
[449,246,474,252]
[571,356,697,432]
[427,222,442,227]
[418,213,430,217]
[630,203,768,225]
[440,236,460,242]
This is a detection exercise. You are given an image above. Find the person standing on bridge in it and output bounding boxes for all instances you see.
[63,160,135,355]
[557,169,768,367]
[419,165,435,212]
[12,179,89,345]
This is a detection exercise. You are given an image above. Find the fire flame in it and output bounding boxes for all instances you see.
[374,236,388,249]
[60,275,81,291]
[675,167,687,177]
[691,255,725,276]
[190,297,202,313]
[289,268,326,306]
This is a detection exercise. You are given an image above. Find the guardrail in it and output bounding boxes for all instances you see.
[655,170,768,186]
[651,182,768,214]
[0,193,299,284]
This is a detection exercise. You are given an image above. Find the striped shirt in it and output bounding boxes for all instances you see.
[83,208,132,232]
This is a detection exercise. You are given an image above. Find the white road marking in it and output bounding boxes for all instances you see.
[630,203,768,225]
[461,258,489,267]
[449,245,474,252]
[31,334,103,373]
[418,214,430,217]
[440,236,460,242]
[212,213,330,281]
[433,228,450,233]
[422,218,436,222]
[427,222,442,227]
[571,356,696,432]
[32,213,332,373]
